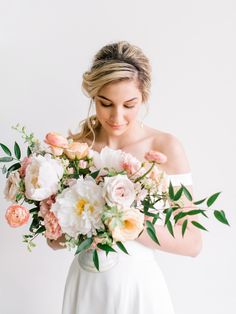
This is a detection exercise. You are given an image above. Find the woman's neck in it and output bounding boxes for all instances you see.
[95,121,148,150]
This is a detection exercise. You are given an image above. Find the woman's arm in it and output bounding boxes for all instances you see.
[136,133,203,257]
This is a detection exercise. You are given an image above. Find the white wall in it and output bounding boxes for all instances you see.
[0,1,235,313]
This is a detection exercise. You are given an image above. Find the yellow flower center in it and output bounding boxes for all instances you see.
[123,219,134,231]
[75,198,94,216]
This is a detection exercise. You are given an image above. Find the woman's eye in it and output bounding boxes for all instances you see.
[101,103,111,107]
[125,105,135,109]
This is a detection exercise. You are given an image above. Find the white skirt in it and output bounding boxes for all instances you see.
[62,241,175,314]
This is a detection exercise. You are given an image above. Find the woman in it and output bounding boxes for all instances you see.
[48,40,202,314]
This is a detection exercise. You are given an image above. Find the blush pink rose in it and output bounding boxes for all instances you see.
[44,132,69,156]
[44,211,62,240]
[64,142,89,160]
[5,204,30,227]
[144,150,167,164]
[19,157,32,177]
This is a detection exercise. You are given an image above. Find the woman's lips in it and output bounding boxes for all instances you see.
[107,122,126,129]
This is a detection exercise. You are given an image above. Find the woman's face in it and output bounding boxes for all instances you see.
[94,79,143,136]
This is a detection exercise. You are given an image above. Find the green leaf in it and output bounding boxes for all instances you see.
[174,186,183,201]
[207,192,221,207]
[35,225,46,234]
[152,212,160,225]
[146,227,160,245]
[168,181,175,200]
[173,211,187,223]
[181,185,193,201]
[193,198,207,205]
[97,243,116,253]
[214,210,230,226]
[182,219,188,237]
[116,241,129,254]
[0,143,12,156]
[90,170,100,179]
[0,156,14,162]
[29,207,39,214]
[93,249,99,271]
[146,220,156,233]
[27,146,32,157]
[166,220,175,237]
[185,209,206,216]
[75,238,93,254]
[14,142,21,160]
[164,207,173,226]
[7,162,21,173]
[2,164,7,174]
[191,220,208,231]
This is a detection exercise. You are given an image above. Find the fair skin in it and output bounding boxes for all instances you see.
[48,79,202,257]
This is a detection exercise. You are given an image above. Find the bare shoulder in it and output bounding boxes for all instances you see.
[151,128,191,174]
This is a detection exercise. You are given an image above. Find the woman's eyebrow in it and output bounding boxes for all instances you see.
[97,95,138,102]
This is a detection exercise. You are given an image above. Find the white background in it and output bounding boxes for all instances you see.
[0,1,235,313]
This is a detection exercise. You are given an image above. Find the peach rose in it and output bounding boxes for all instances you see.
[39,195,56,218]
[144,150,167,164]
[44,132,69,156]
[109,208,144,242]
[64,142,89,160]
[44,211,62,240]
[5,204,30,227]
[19,157,32,177]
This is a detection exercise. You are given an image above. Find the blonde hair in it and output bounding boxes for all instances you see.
[68,40,152,148]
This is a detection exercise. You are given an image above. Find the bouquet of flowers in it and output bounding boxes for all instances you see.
[1,124,230,271]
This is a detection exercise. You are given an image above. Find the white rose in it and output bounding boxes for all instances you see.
[102,174,135,207]
[4,171,21,201]
[51,176,105,237]
[24,154,64,201]
[109,208,144,242]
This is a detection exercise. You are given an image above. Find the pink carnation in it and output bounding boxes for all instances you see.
[39,195,56,218]
[44,211,62,240]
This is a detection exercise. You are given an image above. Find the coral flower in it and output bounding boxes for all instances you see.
[5,204,30,227]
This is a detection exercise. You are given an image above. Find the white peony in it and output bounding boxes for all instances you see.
[102,174,136,207]
[51,176,105,238]
[92,146,124,173]
[24,154,64,201]
[4,171,21,201]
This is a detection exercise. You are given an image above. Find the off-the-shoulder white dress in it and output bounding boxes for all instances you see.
[61,173,193,314]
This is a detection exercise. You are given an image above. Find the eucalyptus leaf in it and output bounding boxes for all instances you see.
[7,162,21,173]
[75,238,93,254]
[0,156,13,162]
[93,249,99,271]
[191,221,208,231]
[182,219,188,237]
[146,227,160,245]
[214,210,230,226]
[2,164,7,174]
[193,198,207,205]
[165,208,173,226]
[166,221,175,238]
[116,241,129,254]
[97,243,116,253]
[181,185,193,201]
[207,192,221,207]
[14,142,21,160]
[174,186,183,201]
[152,212,160,225]
[0,143,12,156]
[168,181,175,200]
